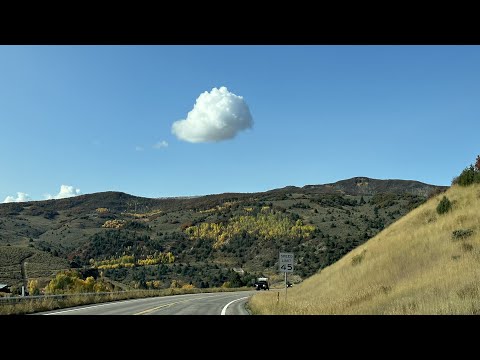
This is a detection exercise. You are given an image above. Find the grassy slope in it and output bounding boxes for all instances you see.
[0,246,69,287]
[249,184,480,314]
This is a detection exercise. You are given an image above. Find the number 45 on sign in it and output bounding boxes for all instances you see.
[279,252,294,273]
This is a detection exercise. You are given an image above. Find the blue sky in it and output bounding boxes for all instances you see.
[1,45,479,202]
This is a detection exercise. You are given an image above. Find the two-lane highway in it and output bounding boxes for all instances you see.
[37,291,255,315]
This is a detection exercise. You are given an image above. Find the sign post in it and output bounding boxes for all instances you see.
[279,252,294,302]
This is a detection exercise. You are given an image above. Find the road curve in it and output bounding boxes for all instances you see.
[37,291,255,315]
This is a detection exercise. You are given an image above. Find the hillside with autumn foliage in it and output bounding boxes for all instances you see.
[0,177,445,295]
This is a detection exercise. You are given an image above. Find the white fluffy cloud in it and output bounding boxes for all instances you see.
[171,86,253,143]
[44,185,81,200]
[153,140,168,149]
[3,192,31,203]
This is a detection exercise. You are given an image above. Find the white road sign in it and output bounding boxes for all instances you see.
[279,252,294,273]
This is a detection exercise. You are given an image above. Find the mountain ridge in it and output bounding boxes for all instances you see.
[1,176,447,211]
[302,177,445,196]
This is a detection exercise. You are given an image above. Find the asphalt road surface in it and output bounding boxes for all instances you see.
[37,291,255,315]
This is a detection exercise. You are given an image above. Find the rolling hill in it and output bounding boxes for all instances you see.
[0,177,446,294]
[249,182,480,314]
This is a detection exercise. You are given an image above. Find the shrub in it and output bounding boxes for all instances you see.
[461,243,474,252]
[45,270,111,294]
[455,165,477,186]
[351,249,367,266]
[125,220,149,230]
[28,279,40,296]
[453,155,480,186]
[43,211,59,220]
[452,229,474,241]
[436,196,452,215]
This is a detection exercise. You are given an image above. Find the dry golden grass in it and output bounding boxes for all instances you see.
[249,184,480,314]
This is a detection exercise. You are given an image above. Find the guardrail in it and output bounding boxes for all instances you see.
[0,287,252,305]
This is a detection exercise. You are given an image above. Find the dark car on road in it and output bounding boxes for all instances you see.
[254,277,269,290]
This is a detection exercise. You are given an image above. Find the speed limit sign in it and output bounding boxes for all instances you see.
[279,252,294,273]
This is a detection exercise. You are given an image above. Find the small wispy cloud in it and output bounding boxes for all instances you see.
[44,185,81,200]
[135,146,144,151]
[153,140,169,149]
[3,192,31,203]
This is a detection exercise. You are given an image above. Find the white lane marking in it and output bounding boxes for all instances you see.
[221,296,249,315]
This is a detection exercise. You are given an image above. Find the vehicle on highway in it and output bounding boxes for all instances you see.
[254,277,269,290]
